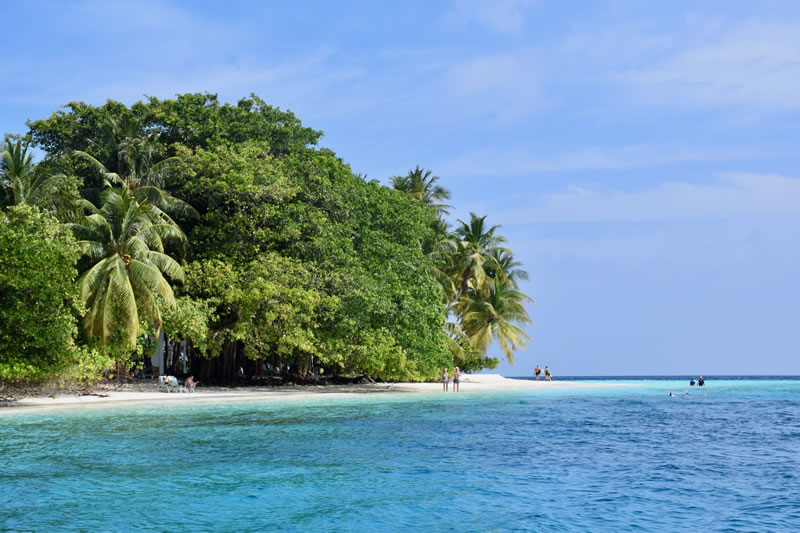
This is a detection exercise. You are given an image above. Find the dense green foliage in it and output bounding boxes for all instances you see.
[1,136,78,210]
[66,187,185,348]
[0,206,82,381]
[0,92,532,384]
[175,141,451,379]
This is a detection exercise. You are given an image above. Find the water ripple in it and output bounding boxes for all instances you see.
[1,381,800,531]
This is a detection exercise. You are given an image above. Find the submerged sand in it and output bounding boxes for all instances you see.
[0,374,619,415]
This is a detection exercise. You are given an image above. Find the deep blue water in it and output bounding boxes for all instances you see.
[2,379,800,532]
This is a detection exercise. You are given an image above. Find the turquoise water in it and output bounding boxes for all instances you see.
[2,379,799,532]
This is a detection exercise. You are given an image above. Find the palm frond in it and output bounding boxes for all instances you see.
[142,250,185,281]
[136,185,199,220]
[128,259,176,310]
[74,150,123,186]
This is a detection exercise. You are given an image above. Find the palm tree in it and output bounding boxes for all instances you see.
[390,166,452,217]
[452,213,508,301]
[66,188,185,347]
[443,214,535,365]
[421,218,458,302]
[1,136,82,213]
[485,248,529,290]
[1,137,34,197]
[444,316,470,362]
[74,116,197,221]
[460,279,533,364]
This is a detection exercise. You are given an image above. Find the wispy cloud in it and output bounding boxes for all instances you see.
[3,0,370,120]
[442,51,542,121]
[507,173,800,223]
[439,144,761,177]
[618,21,800,110]
[442,0,536,35]
[517,216,800,277]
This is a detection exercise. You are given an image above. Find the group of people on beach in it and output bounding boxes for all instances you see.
[441,367,461,392]
[533,365,552,381]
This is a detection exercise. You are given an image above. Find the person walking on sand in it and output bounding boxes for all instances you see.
[534,365,541,381]
[442,368,449,392]
[544,366,552,381]
[184,375,199,392]
[453,367,461,392]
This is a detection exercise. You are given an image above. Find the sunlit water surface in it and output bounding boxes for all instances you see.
[2,379,799,532]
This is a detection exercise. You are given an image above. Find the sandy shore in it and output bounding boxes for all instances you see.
[0,375,617,415]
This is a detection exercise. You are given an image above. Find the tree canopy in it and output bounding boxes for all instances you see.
[0,206,82,381]
[0,93,533,385]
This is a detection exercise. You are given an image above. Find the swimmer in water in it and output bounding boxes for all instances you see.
[690,379,696,386]
[698,376,705,386]
[669,391,675,397]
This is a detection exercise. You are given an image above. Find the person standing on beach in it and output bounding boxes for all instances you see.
[453,367,461,392]
[442,368,449,392]
[544,366,552,381]
[534,365,541,381]
[184,375,199,391]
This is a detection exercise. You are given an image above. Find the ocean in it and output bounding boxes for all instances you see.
[2,378,799,532]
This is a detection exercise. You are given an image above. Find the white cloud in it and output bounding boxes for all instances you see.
[443,51,542,120]
[439,144,760,177]
[510,173,800,223]
[2,0,377,119]
[619,22,800,110]
[68,0,240,61]
[443,0,536,35]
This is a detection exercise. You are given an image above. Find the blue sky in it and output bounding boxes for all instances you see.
[3,0,799,375]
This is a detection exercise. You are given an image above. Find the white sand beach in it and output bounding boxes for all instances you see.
[0,375,620,415]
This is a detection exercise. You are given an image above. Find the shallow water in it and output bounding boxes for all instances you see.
[2,379,800,532]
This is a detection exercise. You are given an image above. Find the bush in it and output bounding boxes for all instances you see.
[0,206,83,382]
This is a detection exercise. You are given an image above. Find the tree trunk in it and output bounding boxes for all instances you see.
[457,258,475,299]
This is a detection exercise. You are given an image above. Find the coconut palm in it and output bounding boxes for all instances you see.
[66,188,185,347]
[422,218,459,302]
[444,317,470,362]
[1,136,81,213]
[460,279,533,364]
[484,248,529,290]
[452,213,508,301]
[0,137,34,196]
[390,166,452,217]
[74,116,197,221]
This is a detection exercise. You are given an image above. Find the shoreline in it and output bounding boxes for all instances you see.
[0,375,619,415]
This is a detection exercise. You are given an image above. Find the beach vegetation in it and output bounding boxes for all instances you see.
[460,279,533,365]
[0,205,83,382]
[390,165,453,217]
[1,136,80,212]
[65,187,186,348]
[0,93,532,386]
